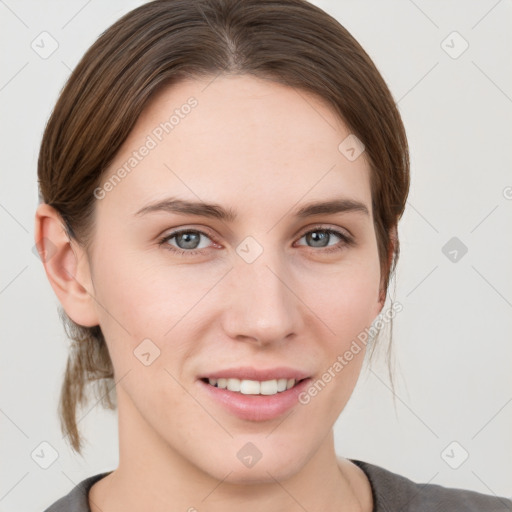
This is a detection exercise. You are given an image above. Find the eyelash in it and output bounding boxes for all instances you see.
[157,226,354,257]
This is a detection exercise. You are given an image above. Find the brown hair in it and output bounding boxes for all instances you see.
[37,0,409,453]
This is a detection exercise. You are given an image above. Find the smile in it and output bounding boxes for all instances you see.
[205,377,298,395]
[198,373,312,421]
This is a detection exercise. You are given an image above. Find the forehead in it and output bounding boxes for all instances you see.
[97,74,372,222]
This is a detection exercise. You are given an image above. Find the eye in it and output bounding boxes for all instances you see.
[295,227,354,253]
[158,226,354,257]
[158,229,217,256]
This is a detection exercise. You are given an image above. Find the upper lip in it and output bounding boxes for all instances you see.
[199,366,311,382]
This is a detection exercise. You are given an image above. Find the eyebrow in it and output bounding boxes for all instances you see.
[134,196,369,221]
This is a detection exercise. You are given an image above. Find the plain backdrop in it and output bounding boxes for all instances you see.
[1,0,511,510]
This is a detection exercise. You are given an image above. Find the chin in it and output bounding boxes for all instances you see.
[192,440,310,485]
[207,458,303,485]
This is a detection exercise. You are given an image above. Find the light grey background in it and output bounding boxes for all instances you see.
[1,0,511,510]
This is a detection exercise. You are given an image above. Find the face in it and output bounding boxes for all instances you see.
[83,74,384,482]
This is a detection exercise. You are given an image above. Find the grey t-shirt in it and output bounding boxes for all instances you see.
[43,459,512,511]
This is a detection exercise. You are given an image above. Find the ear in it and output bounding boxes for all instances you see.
[375,224,398,314]
[34,203,99,327]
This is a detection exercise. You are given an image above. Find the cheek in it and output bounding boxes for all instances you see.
[329,282,379,343]
[297,276,375,422]
[305,260,381,343]
[91,257,195,422]
[90,251,222,377]
[296,260,380,405]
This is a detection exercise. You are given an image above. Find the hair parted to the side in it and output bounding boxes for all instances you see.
[37,0,409,453]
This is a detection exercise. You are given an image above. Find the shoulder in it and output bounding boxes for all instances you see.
[350,459,512,512]
[43,472,111,512]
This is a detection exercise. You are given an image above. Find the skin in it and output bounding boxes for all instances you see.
[35,74,393,512]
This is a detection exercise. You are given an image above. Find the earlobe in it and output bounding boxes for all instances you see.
[34,203,99,327]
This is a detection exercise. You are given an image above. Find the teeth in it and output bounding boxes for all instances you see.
[260,380,277,395]
[207,377,297,395]
[227,378,241,392]
[240,380,260,394]
[277,378,287,392]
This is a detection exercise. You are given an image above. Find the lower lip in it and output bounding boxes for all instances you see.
[197,378,312,421]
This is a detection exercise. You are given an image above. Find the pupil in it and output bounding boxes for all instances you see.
[308,231,328,247]
[179,232,199,249]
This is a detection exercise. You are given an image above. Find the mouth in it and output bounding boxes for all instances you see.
[200,377,308,396]
[197,371,312,422]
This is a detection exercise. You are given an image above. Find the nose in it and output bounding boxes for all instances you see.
[221,248,302,347]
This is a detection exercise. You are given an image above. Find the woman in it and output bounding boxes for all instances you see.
[35,0,511,510]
